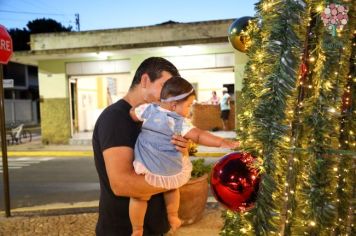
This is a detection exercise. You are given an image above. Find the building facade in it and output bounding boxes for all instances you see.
[12,19,248,144]
[3,62,40,126]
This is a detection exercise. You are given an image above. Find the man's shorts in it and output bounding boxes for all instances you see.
[220,110,230,120]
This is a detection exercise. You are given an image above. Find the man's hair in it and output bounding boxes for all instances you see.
[130,57,179,89]
[160,76,196,102]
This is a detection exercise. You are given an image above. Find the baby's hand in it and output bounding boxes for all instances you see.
[220,139,240,149]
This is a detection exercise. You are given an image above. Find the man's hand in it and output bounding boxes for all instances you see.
[171,134,189,156]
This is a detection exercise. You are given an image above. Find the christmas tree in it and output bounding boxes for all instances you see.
[222,0,355,235]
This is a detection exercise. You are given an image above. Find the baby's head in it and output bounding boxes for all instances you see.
[160,76,196,117]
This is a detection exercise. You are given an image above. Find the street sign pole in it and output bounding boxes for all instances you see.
[0,64,11,217]
[0,24,13,217]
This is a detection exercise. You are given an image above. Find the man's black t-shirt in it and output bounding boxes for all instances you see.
[93,99,169,236]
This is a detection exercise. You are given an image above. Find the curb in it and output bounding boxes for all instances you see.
[1,202,221,218]
[1,151,228,158]
[5,206,99,218]
[5,151,93,157]
[193,152,227,157]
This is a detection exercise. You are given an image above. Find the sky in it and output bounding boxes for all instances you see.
[0,0,258,31]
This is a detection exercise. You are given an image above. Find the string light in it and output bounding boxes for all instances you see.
[229,0,354,234]
[316,5,323,12]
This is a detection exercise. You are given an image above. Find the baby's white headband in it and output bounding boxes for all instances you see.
[160,89,194,102]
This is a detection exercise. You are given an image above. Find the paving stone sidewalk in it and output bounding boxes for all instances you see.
[0,205,223,236]
[0,131,234,235]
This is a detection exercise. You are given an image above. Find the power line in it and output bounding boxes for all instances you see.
[34,0,67,16]
[0,9,68,16]
[17,0,49,12]
[0,18,29,22]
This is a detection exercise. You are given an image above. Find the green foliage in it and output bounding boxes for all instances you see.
[8,28,30,51]
[238,0,307,234]
[291,2,354,234]
[220,211,254,236]
[225,0,355,235]
[27,18,72,34]
[9,18,72,51]
[190,159,212,179]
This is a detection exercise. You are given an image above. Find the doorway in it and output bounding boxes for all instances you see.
[68,73,131,135]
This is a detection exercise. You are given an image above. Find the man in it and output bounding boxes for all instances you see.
[220,87,231,131]
[92,57,188,236]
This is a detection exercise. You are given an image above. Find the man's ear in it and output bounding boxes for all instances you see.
[141,73,150,88]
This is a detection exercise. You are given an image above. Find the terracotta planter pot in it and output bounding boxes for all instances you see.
[178,174,209,225]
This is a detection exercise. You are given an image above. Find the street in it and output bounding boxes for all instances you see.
[0,155,221,211]
[0,157,99,210]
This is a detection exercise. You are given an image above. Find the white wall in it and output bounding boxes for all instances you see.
[180,68,234,102]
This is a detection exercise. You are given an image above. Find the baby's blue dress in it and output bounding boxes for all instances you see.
[133,104,193,189]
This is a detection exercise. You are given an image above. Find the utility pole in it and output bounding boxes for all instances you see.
[75,13,80,31]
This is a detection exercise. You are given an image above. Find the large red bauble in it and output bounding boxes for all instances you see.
[210,151,261,212]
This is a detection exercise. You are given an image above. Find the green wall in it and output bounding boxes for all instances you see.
[40,98,71,144]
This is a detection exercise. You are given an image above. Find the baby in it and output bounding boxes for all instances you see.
[129,76,239,236]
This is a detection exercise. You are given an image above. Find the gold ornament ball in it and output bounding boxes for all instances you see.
[228,16,253,52]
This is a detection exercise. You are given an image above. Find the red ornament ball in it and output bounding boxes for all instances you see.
[210,152,261,212]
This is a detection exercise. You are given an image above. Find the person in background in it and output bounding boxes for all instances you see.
[129,77,239,236]
[92,57,188,236]
[220,87,231,131]
[209,90,220,105]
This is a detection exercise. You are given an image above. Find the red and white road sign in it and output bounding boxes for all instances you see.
[0,24,13,64]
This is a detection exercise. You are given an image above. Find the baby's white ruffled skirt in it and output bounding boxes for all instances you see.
[133,157,192,189]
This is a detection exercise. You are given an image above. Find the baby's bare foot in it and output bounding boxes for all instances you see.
[168,215,182,231]
[131,227,143,236]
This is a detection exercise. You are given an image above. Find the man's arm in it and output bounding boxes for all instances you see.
[103,146,165,199]
[104,134,189,199]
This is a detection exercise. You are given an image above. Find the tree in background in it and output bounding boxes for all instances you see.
[222,0,355,235]
[8,28,30,51]
[26,18,72,34]
[9,18,72,51]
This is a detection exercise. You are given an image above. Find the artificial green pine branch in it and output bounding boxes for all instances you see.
[250,0,306,234]
[335,10,355,234]
[299,1,353,233]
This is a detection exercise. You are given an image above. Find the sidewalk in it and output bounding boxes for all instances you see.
[0,131,236,235]
[0,204,224,236]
